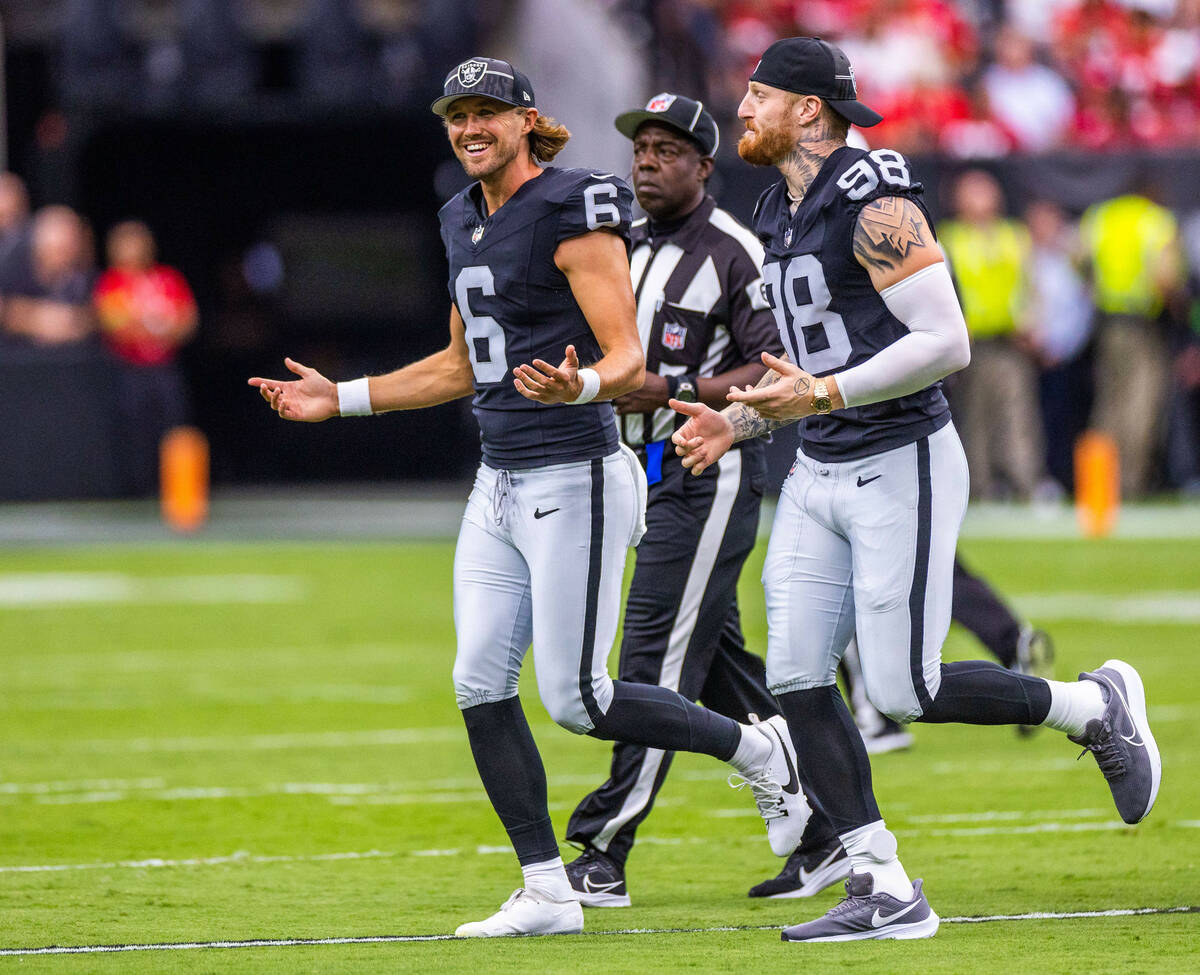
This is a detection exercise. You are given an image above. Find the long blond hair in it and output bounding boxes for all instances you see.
[528,113,571,162]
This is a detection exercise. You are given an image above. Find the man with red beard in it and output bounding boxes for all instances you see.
[669,37,1161,941]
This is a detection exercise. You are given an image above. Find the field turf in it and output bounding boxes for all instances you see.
[0,526,1196,971]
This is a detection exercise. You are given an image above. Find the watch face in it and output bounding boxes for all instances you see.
[675,381,697,403]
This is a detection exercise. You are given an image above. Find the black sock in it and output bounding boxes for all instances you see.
[777,685,880,835]
[588,680,741,761]
[461,697,560,865]
[916,661,1052,724]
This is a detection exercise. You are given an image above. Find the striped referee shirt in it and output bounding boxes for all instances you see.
[623,195,782,447]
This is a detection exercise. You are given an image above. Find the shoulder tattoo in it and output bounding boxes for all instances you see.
[852,197,931,273]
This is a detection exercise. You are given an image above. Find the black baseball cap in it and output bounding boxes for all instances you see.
[431,57,536,117]
[749,37,882,127]
[614,93,720,157]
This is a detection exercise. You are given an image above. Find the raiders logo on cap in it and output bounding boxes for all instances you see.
[457,59,488,87]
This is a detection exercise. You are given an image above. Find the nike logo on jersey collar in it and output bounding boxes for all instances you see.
[856,474,882,487]
[871,897,923,928]
[533,507,560,519]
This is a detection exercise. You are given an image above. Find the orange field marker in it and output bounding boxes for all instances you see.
[160,426,210,533]
[1074,430,1120,538]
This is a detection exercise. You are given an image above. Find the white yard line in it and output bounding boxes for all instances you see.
[6,815,1195,874]
[79,727,465,753]
[0,906,1194,956]
[1010,591,1200,624]
[0,573,306,607]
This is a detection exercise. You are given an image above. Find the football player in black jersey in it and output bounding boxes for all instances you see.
[250,57,809,938]
[671,38,1161,942]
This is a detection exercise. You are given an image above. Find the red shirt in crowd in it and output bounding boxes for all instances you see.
[94,264,197,367]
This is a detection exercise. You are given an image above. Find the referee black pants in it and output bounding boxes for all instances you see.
[566,445,832,866]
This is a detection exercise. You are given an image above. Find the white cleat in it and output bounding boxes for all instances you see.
[729,714,812,856]
[454,888,584,938]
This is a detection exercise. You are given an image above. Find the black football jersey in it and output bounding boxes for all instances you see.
[439,167,634,469]
[753,146,951,461]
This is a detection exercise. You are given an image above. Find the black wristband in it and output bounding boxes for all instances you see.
[665,374,681,400]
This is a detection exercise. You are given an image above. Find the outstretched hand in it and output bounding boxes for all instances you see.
[670,399,734,476]
[513,344,585,404]
[726,351,818,421]
[247,357,339,422]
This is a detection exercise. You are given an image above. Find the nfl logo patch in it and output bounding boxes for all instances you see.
[472,225,485,244]
[646,93,676,113]
[458,59,487,87]
[662,321,687,351]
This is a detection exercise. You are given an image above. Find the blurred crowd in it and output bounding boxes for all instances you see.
[655,0,1200,154]
[0,173,197,495]
[6,0,483,113]
[939,168,1200,499]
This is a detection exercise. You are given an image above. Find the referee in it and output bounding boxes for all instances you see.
[563,93,845,906]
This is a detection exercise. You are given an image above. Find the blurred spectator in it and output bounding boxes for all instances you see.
[981,25,1076,153]
[0,205,96,347]
[180,0,255,108]
[938,81,1019,159]
[59,0,139,108]
[940,169,1045,500]
[299,0,375,106]
[0,173,32,274]
[94,220,198,496]
[1023,199,1095,491]
[1080,185,1184,497]
[1165,208,1200,493]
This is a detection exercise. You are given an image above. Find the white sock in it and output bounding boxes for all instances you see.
[839,821,912,901]
[1042,678,1107,737]
[728,721,772,773]
[521,857,574,902]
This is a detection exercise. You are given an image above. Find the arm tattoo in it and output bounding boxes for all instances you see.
[722,358,797,442]
[729,407,793,442]
[793,376,810,397]
[852,197,931,272]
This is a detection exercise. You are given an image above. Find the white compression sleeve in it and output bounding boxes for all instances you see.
[833,262,971,409]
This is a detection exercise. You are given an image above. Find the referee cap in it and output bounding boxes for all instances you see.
[431,57,536,117]
[615,93,720,157]
[749,37,882,127]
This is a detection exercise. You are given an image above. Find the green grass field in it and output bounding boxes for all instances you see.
[0,526,1197,972]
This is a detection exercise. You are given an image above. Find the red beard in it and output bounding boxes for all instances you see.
[737,124,794,166]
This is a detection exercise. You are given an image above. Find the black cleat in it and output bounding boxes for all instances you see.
[565,846,631,908]
[748,837,850,899]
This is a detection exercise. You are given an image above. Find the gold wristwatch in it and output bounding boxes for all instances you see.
[811,378,833,415]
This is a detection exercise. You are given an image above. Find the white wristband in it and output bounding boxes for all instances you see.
[570,367,601,405]
[337,377,373,416]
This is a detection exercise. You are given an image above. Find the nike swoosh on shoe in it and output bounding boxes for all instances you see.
[871,898,923,928]
[582,877,623,894]
[769,725,801,795]
[797,848,842,886]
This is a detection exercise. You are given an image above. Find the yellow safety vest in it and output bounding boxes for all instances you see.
[940,219,1029,340]
[1081,195,1177,318]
